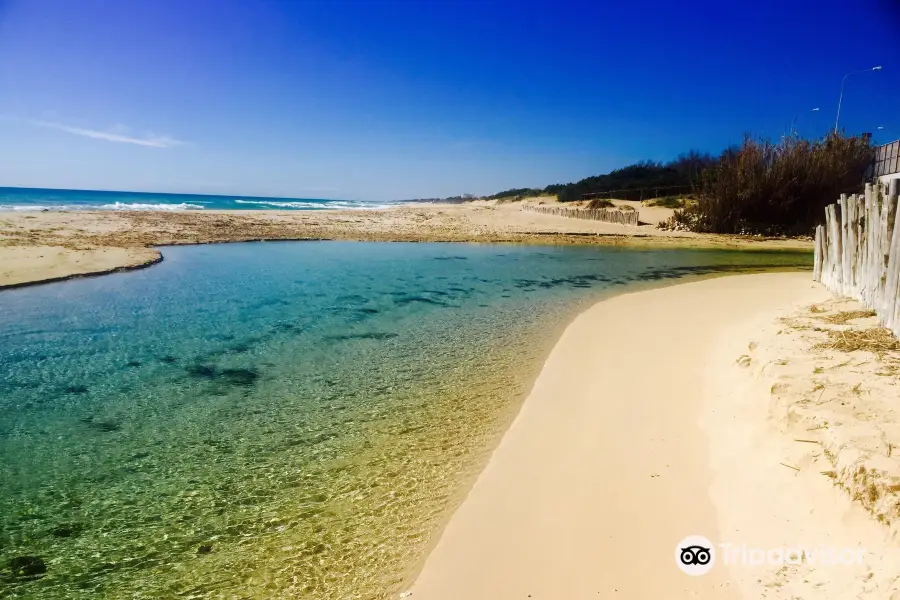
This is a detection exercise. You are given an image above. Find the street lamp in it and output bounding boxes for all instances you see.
[834,66,882,134]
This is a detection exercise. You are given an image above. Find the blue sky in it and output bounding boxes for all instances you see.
[0,0,897,201]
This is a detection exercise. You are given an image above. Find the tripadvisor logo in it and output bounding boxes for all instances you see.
[675,535,865,576]
[676,535,715,576]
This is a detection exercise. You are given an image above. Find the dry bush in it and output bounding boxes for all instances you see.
[647,196,685,208]
[586,198,614,209]
[672,133,873,235]
[815,328,900,353]
[822,310,877,324]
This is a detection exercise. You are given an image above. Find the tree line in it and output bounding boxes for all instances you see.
[484,133,875,235]
[486,151,717,202]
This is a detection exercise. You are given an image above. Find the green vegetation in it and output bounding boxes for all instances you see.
[670,133,873,235]
[646,195,686,208]
[480,151,715,203]
[545,153,715,202]
[485,188,542,201]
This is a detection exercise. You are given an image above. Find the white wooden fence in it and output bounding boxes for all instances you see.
[522,205,640,226]
[813,180,900,336]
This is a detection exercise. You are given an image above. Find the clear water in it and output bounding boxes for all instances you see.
[0,187,403,211]
[0,242,811,599]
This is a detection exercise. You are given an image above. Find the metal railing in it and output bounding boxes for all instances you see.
[866,140,900,181]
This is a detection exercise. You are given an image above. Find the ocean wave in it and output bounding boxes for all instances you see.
[0,202,205,212]
[0,204,59,211]
[98,202,205,211]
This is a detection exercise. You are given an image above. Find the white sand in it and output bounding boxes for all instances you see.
[704,296,900,597]
[409,273,900,599]
[0,245,161,288]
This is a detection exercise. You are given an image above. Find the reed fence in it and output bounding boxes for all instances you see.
[522,205,640,226]
[813,180,900,336]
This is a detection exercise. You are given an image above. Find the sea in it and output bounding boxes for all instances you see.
[0,241,812,599]
[0,187,405,211]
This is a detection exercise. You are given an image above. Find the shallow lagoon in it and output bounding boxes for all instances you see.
[0,241,811,598]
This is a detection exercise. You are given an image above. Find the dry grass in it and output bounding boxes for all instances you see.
[672,133,873,235]
[821,309,877,325]
[815,328,900,353]
[809,305,826,314]
[586,198,614,209]
[646,196,685,209]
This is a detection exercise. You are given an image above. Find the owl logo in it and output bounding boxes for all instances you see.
[680,545,712,566]
[675,535,716,575]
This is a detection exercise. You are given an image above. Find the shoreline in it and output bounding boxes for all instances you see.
[0,238,813,292]
[407,272,898,599]
[0,245,163,290]
[0,203,813,290]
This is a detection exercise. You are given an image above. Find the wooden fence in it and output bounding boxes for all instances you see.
[522,205,640,226]
[813,180,900,336]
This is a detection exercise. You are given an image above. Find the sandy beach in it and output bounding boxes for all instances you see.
[408,273,900,599]
[0,199,812,289]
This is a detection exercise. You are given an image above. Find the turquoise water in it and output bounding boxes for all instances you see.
[0,242,810,598]
[0,187,403,211]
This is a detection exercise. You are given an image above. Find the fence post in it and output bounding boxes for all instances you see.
[813,225,824,281]
[844,194,857,294]
[818,182,900,338]
[882,180,900,331]
[865,185,879,306]
[827,203,841,289]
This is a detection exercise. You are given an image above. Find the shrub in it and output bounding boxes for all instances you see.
[586,198,614,209]
[647,196,685,208]
[673,133,873,235]
[486,188,541,200]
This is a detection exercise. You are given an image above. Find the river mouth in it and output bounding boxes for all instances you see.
[0,241,811,599]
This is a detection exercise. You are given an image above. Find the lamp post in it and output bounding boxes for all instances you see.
[834,66,882,134]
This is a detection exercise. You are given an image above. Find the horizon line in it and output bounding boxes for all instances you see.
[0,184,365,203]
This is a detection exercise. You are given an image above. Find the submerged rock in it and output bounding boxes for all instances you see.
[50,522,84,538]
[186,364,260,388]
[325,332,399,342]
[80,417,122,433]
[186,364,218,379]
[392,294,446,306]
[219,368,259,386]
[196,543,213,555]
[7,555,47,578]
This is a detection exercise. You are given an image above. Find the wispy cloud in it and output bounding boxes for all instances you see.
[27,119,185,148]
